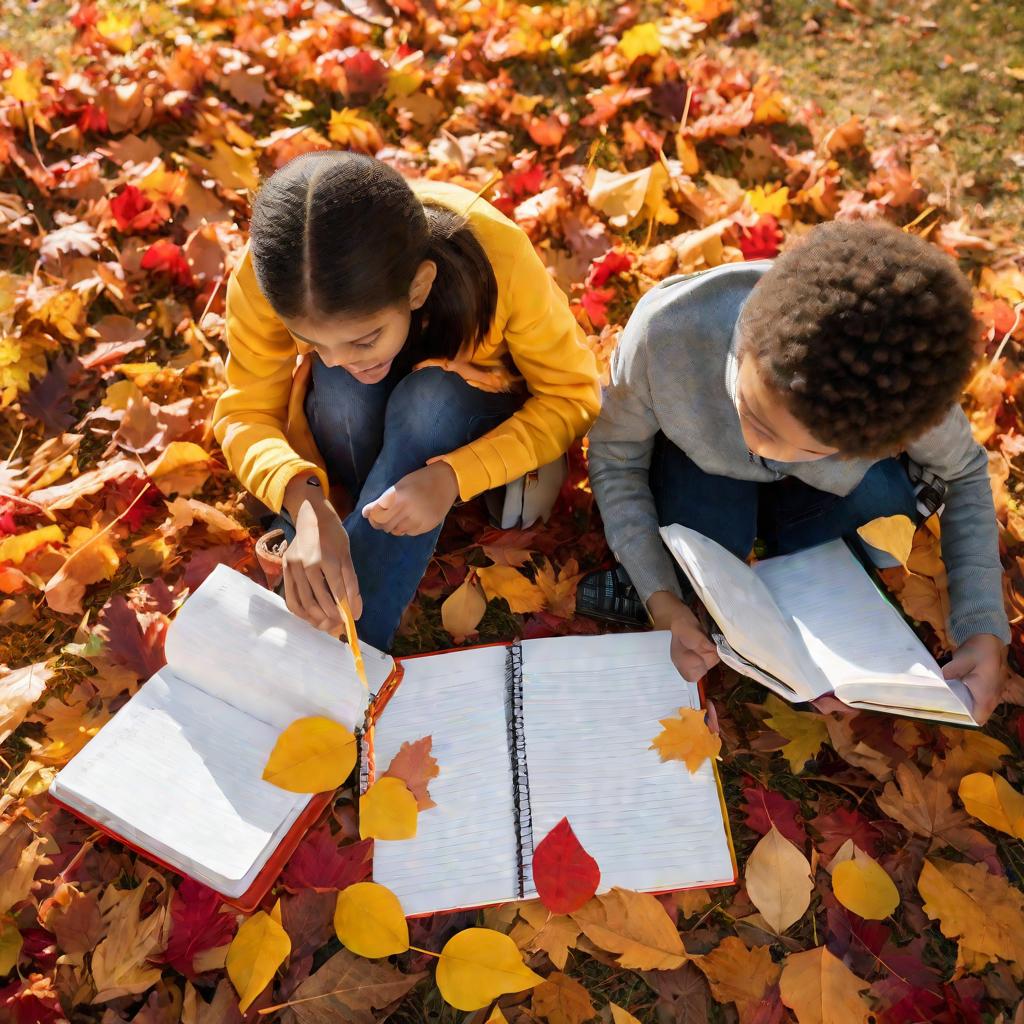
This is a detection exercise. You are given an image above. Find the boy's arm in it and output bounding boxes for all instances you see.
[588,317,683,605]
[905,406,1010,646]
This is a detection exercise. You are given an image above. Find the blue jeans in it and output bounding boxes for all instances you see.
[279,361,523,651]
[648,435,920,587]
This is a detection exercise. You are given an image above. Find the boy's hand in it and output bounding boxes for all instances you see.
[942,633,1007,725]
[362,462,459,537]
[648,590,720,682]
[283,474,362,632]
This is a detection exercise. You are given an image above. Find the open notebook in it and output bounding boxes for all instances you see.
[51,566,735,913]
[660,524,976,726]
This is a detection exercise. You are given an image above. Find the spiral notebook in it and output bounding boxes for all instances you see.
[49,566,735,914]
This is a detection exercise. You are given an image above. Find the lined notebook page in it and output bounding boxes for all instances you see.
[660,525,826,699]
[165,565,391,732]
[49,671,306,897]
[521,632,734,896]
[369,646,518,916]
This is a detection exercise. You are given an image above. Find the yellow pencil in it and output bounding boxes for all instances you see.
[336,596,368,690]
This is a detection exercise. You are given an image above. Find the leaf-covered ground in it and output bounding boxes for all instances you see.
[1,1,1024,1021]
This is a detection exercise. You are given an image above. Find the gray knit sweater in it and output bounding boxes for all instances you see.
[588,261,1010,647]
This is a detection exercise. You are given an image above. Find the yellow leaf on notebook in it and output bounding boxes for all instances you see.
[762,695,829,773]
[832,848,899,920]
[262,716,357,794]
[333,882,410,958]
[435,928,543,1011]
[857,514,916,566]
[649,707,721,773]
[359,776,418,840]
[744,825,813,934]
[226,900,291,1012]
[958,772,1024,838]
[610,1004,643,1024]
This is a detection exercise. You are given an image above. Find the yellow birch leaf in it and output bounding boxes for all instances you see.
[958,772,1024,839]
[0,525,64,566]
[763,694,828,772]
[569,888,686,970]
[359,776,418,840]
[333,882,410,958]
[744,825,813,934]
[610,1005,643,1024]
[147,441,211,497]
[441,574,487,640]
[436,928,543,1011]
[618,24,661,62]
[262,717,357,794]
[650,707,721,773]
[477,564,546,614]
[746,184,790,218]
[857,514,916,566]
[779,946,871,1024]
[0,918,22,975]
[225,900,291,1013]
[832,849,899,920]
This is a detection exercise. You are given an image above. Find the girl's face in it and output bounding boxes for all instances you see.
[283,260,436,384]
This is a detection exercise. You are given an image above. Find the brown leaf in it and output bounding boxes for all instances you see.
[440,574,487,641]
[39,882,104,956]
[0,661,53,742]
[570,888,686,971]
[695,936,781,1009]
[778,946,871,1024]
[509,900,581,971]
[743,826,813,934]
[531,971,595,1024]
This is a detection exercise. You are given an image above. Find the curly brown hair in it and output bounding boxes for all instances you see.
[738,220,978,456]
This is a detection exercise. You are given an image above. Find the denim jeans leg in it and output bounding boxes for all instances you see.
[770,457,921,556]
[343,367,524,651]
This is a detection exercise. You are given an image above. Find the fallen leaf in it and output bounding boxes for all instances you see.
[531,817,601,915]
[778,946,871,1024]
[263,716,357,794]
[225,900,291,1012]
[762,695,829,772]
[857,514,916,566]
[831,847,899,920]
[477,564,547,614]
[0,917,22,975]
[0,524,64,566]
[147,441,211,497]
[958,772,1024,838]
[609,1005,642,1024]
[649,707,721,772]
[161,879,237,980]
[441,574,487,640]
[0,661,52,742]
[744,826,813,934]
[436,928,544,1011]
[359,776,418,840]
[282,832,373,893]
[531,970,595,1024]
[695,936,781,1010]
[382,736,439,810]
[333,882,410,958]
[570,888,686,970]
[509,899,581,970]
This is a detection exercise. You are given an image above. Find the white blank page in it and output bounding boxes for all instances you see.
[369,646,518,916]
[521,632,734,896]
[49,671,306,897]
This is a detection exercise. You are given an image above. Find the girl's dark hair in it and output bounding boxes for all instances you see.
[249,151,498,363]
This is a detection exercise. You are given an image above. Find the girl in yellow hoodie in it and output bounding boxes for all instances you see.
[212,151,601,650]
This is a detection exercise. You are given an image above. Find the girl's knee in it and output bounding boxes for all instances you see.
[385,368,468,436]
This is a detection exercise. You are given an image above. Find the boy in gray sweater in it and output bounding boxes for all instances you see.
[585,221,1009,722]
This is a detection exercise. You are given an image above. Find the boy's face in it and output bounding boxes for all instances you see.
[735,355,839,464]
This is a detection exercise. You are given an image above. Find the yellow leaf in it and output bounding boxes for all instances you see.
[5,66,40,104]
[147,441,211,496]
[0,917,20,974]
[65,525,120,584]
[746,184,790,218]
[779,946,871,1024]
[327,108,385,153]
[675,134,700,175]
[226,900,291,1013]
[436,927,543,1011]
[857,514,916,566]
[763,694,828,773]
[618,23,661,62]
[97,10,135,51]
[531,970,594,1024]
[610,1005,643,1024]
[333,882,410,958]
[477,564,546,614]
[587,163,676,230]
[508,899,581,970]
[192,140,259,192]
[262,717,357,794]
[685,0,733,19]
[486,1008,509,1024]
[919,858,1024,973]
[441,574,487,640]
[650,707,721,773]
[695,936,781,1009]
[359,776,418,840]
[0,525,64,566]
[569,888,686,970]
[958,772,1024,839]
[744,825,813,934]
[832,849,899,920]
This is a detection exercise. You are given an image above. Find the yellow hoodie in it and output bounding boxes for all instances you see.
[212,178,602,513]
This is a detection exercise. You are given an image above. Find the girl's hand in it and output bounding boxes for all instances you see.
[362,462,459,537]
[648,590,720,683]
[282,474,362,632]
[942,633,1007,724]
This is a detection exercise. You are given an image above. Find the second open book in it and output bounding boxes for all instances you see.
[50,565,736,916]
[660,524,976,726]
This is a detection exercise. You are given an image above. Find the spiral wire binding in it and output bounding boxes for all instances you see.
[504,642,534,897]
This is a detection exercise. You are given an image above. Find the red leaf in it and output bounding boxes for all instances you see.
[161,878,237,979]
[740,782,807,848]
[586,248,633,288]
[343,51,388,100]
[141,240,194,289]
[383,736,439,810]
[580,286,615,329]
[531,816,600,915]
[739,215,781,260]
[280,831,372,893]
[111,185,153,232]
[95,594,168,679]
[811,805,881,861]
[0,975,66,1024]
